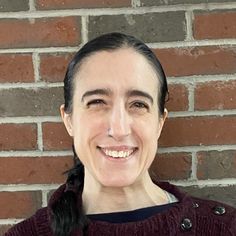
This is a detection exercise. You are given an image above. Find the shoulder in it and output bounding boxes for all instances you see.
[4,207,53,236]
[191,196,236,229]
[158,182,236,235]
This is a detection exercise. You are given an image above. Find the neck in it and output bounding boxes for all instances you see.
[82,171,168,214]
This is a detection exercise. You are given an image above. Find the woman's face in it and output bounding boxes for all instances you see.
[62,48,166,187]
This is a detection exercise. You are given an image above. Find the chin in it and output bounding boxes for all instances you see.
[98,175,137,188]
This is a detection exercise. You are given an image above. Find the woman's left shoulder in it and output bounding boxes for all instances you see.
[189,196,236,233]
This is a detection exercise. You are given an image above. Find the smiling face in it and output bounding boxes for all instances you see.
[61,48,166,187]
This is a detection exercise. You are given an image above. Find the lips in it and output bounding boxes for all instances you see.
[98,146,137,159]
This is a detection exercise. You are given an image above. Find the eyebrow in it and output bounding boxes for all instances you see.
[81,88,111,102]
[126,89,154,104]
[81,88,154,104]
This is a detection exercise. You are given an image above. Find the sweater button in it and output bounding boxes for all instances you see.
[213,206,226,215]
[181,218,192,231]
[193,202,199,208]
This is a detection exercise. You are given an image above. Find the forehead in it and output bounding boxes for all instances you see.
[74,48,159,97]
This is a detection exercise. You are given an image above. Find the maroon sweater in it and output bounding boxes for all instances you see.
[4,182,236,236]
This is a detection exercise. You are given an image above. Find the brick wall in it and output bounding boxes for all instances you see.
[0,0,236,233]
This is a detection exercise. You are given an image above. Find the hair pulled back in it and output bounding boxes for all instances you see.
[51,32,168,236]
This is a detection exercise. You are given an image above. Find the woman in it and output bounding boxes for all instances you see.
[5,33,236,236]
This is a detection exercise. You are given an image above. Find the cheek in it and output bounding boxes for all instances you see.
[73,114,107,142]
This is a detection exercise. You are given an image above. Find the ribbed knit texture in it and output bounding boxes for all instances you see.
[4,182,236,236]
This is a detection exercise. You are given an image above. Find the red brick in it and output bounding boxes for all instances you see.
[36,0,131,10]
[159,116,236,147]
[166,84,189,111]
[154,46,236,77]
[150,152,192,180]
[0,17,80,49]
[194,11,236,39]
[0,54,34,83]
[195,80,236,110]
[197,150,236,179]
[0,124,37,151]
[42,122,72,150]
[0,191,41,218]
[40,53,74,82]
[0,156,73,184]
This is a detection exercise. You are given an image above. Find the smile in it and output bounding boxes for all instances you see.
[98,147,137,159]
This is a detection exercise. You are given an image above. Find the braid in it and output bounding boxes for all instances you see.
[51,146,88,236]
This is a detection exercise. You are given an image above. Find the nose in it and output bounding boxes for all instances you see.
[108,103,131,140]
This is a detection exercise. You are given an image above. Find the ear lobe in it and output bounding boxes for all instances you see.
[60,104,73,137]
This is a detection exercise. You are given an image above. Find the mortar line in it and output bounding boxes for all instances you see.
[37,122,43,151]
[0,3,236,18]
[190,152,197,180]
[32,52,40,82]
[0,184,60,191]
[0,150,73,157]
[187,83,195,112]
[170,178,236,187]
[0,219,24,225]
[132,0,141,8]
[167,75,236,84]
[158,145,236,153]
[0,39,236,54]
[81,15,89,44]
[168,109,236,117]
[0,82,63,89]
[185,10,194,41]
[42,190,49,207]
[28,0,36,11]
[0,116,61,123]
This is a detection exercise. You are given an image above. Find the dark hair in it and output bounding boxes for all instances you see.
[51,32,168,236]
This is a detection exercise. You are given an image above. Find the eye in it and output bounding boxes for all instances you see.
[86,99,106,107]
[130,101,149,111]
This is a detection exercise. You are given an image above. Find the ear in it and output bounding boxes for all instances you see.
[60,104,73,137]
[157,108,168,139]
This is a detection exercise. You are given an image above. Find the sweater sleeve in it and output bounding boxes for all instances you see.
[3,207,52,236]
[3,217,38,236]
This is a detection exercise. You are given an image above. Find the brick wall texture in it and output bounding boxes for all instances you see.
[0,0,236,232]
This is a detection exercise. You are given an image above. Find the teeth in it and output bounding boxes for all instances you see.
[103,149,134,158]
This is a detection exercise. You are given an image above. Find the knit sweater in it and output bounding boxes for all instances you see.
[4,182,236,236]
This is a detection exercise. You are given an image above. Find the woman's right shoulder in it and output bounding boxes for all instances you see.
[3,207,53,236]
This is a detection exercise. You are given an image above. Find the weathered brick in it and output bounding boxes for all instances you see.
[88,12,186,43]
[0,156,73,184]
[195,80,236,110]
[159,116,236,147]
[150,152,192,180]
[0,191,41,218]
[179,185,236,207]
[42,122,72,150]
[0,124,37,151]
[0,17,81,49]
[154,46,236,77]
[40,53,74,82]
[0,54,34,83]
[140,0,234,6]
[166,84,189,111]
[0,87,63,117]
[36,0,131,9]
[0,0,29,12]
[197,150,236,179]
[194,10,236,40]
